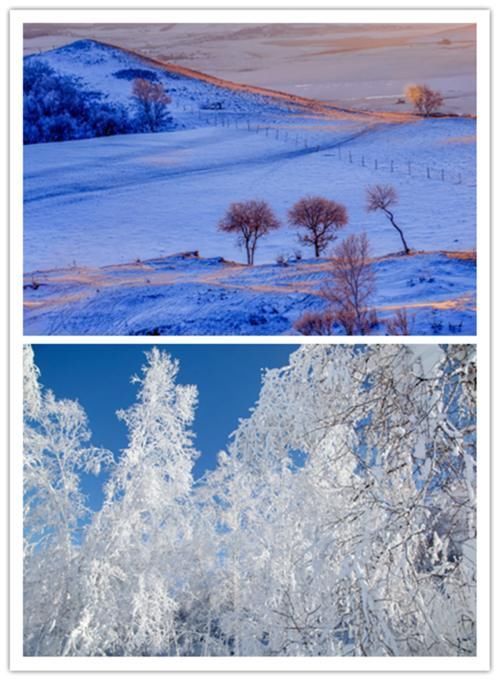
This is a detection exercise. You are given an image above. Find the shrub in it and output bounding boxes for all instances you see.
[113,68,159,82]
[293,310,336,335]
[385,308,412,335]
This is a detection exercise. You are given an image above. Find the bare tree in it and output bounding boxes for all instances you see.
[293,310,335,336]
[218,200,281,265]
[405,84,444,116]
[288,196,348,258]
[132,78,172,132]
[366,185,410,255]
[322,233,377,335]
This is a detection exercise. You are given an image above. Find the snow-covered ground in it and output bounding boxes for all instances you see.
[24,118,475,271]
[24,251,475,336]
[23,39,476,335]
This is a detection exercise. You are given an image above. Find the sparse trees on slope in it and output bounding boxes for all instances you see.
[63,349,199,656]
[218,200,281,265]
[405,84,444,116]
[288,196,348,257]
[23,346,112,656]
[132,78,172,132]
[366,184,410,254]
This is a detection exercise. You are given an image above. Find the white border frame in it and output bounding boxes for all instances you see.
[9,6,491,673]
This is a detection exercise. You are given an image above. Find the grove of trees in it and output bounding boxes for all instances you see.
[23,62,174,144]
[23,61,137,144]
[23,344,477,657]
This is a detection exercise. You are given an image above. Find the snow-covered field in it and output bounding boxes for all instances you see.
[23,39,476,335]
[24,251,475,335]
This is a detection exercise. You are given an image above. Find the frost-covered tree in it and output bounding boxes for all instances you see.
[23,60,138,144]
[63,349,200,656]
[207,345,476,656]
[23,346,112,656]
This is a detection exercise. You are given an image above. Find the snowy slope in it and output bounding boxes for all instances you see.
[24,119,475,272]
[24,251,475,336]
[23,39,331,122]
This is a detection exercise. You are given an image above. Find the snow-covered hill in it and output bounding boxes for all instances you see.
[24,38,354,126]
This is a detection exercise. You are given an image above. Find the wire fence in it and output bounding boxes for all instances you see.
[182,107,476,189]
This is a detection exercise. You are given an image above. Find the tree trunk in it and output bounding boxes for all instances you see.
[384,209,410,254]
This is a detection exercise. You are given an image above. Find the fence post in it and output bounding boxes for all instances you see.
[361,155,365,167]
[426,167,431,179]
[390,160,394,173]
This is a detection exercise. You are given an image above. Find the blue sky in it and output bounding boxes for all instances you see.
[32,344,298,510]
